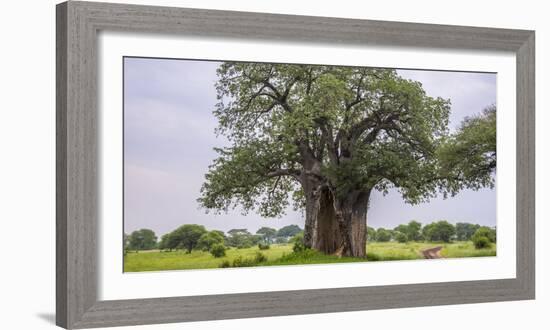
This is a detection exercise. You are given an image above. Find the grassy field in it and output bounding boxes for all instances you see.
[124,241,496,272]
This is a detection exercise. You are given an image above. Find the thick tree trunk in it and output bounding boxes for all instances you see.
[303,182,370,257]
[333,191,370,257]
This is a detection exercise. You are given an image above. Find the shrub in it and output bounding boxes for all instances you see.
[219,260,231,268]
[290,232,306,253]
[231,256,259,267]
[258,243,270,250]
[472,226,496,243]
[366,252,381,261]
[210,243,226,258]
[395,231,408,243]
[254,252,267,263]
[197,231,225,251]
[236,243,252,249]
[472,227,496,249]
[375,228,391,242]
[473,235,490,249]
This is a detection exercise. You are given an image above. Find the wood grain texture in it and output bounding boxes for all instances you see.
[56,1,535,328]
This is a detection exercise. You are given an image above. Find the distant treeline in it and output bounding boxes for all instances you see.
[124,221,496,255]
[124,224,303,253]
[369,220,496,248]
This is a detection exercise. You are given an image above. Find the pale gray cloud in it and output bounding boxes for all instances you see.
[124,58,496,236]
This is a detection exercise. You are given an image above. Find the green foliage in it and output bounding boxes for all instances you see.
[471,226,496,249]
[226,228,261,248]
[196,230,225,251]
[228,252,268,267]
[473,236,490,249]
[276,225,303,238]
[275,237,288,244]
[158,232,180,251]
[209,243,226,258]
[124,241,496,272]
[375,228,392,242]
[258,243,271,250]
[256,226,277,244]
[199,62,454,218]
[290,232,306,252]
[455,222,481,241]
[394,231,408,243]
[393,220,423,242]
[422,220,456,243]
[437,105,496,195]
[366,226,377,242]
[254,252,268,263]
[171,224,207,253]
[127,229,157,251]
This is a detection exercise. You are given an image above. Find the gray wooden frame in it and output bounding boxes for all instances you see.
[56,1,535,328]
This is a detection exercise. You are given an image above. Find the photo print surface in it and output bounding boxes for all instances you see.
[123,57,497,272]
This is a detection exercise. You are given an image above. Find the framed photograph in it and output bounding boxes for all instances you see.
[56,1,535,328]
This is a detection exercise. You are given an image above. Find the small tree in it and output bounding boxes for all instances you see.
[375,228,392,242]
[197,231,225,251]
[275,237,288,244]
[455,222,481,241]
[128,229,157,251]
[158,232,180,252]
[366,226,377,242]
[406,221,423,241]
[171,224,207,253]
[422,221,455,243]
[395,231,408,243]
[210,243,227,257]
[394,220,423,242]
[276,225,303,238]
[471,226,496,249]
[256,227,277,244]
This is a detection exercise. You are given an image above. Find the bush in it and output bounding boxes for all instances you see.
[472,226,496,243]
[210,243,226,257]
[236,243,252,249]
[290,232,306,252]
[366,252,381,261]
[231,256,259,267]
[395,231,408,243]
[219,260,231,268]
[473,236,490,249]
[472,227,496,249]
[375,228,391,242]
[197,231,225,251]
[258,243,270,250]
[254,252,267,263]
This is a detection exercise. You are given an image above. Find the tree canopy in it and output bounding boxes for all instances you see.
[256,227,277,244]
[199,63,455,217]
[127,229,157,251]
[276,224,303,238]
[197,62,496,257]
[437,105,496,195]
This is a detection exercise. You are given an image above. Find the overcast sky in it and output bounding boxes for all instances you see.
[123,57,497,236]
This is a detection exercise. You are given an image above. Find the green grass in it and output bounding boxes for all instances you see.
[366,241,496,261]
[124,241,496,272]
[124,244,293,272]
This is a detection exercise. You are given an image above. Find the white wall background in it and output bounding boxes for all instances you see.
[0,0,547,329]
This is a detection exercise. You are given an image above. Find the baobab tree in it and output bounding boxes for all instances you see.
[199,62,494,257]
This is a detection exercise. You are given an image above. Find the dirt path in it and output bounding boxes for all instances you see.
[422,246,443,259]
